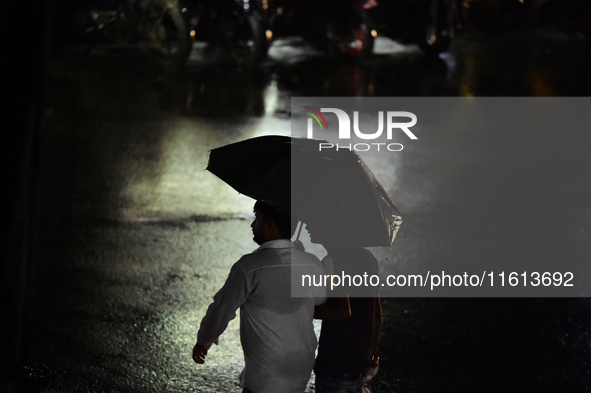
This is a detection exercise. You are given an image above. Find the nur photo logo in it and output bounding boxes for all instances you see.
[302,106,418,152]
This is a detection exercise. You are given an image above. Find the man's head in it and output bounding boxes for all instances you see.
[251,201,295,245]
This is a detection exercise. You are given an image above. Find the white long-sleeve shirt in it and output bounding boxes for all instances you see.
[197,239,326,393]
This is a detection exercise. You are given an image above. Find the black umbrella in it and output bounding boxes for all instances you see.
[205,135,293,215]
[206,135,402,247]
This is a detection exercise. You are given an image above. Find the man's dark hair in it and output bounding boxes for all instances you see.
[254,201,296,239]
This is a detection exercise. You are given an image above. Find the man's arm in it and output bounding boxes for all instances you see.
[313,253,349,320]
[361,248,382,364]
[193,260,250,363]
[369,296,382,362]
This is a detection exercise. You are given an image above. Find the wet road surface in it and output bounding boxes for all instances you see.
[14,28,591,392]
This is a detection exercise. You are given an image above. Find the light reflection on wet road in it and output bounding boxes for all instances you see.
[26,30,591,392]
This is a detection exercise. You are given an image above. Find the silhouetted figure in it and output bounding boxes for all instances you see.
[308,226,382,393]
[193,201,325,393]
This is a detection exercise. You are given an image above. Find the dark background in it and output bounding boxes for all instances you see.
[3,0,591,391]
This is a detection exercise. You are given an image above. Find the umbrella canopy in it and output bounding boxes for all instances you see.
[206,135,402,247]
[205,135,293,215]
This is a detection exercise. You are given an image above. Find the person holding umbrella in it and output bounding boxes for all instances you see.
[306,224,382,393]
[288,141,399,393]
[192,201,326,393]
[200,135,401,392]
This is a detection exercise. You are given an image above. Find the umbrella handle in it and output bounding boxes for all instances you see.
[295,221,303,242]
[293,221,307,251]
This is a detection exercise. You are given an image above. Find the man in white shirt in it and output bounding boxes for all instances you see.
[192,201,326,393]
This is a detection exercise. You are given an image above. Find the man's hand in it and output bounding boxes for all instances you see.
[192,344,208,364]
[293,240,305,251]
